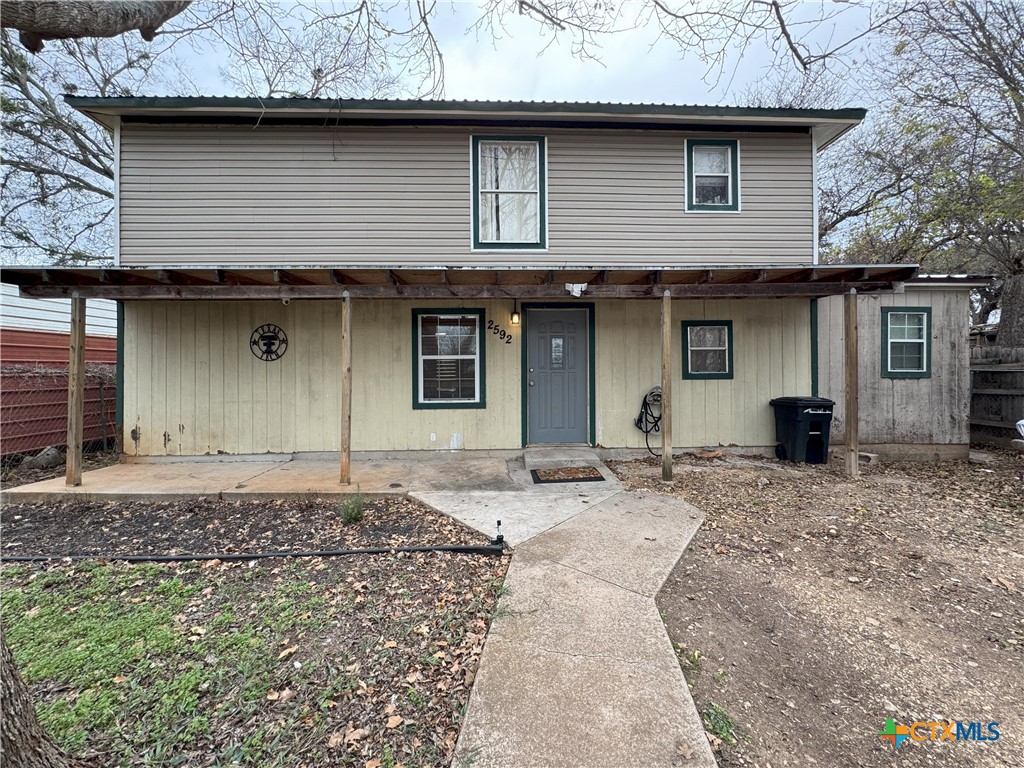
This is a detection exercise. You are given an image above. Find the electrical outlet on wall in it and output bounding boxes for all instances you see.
[430,432,436,442]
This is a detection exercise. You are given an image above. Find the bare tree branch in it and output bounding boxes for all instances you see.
[1,0,192,53]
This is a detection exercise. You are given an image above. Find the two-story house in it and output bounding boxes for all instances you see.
[4,98,936,471]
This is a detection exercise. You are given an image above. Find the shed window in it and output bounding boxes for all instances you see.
[882,307,931,379]
[686,139,739,212]
[413,310,486,409]
[682,321,734,379]
[472,137,546,249]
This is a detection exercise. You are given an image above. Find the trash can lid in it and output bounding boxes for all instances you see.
[769,396,836,407]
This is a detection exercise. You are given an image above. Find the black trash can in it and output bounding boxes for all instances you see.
[768,396,835,464]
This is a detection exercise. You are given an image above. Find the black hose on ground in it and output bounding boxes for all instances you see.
[0,542,505,565]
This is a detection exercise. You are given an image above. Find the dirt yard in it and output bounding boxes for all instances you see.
[1,447,118,490]
[610,451,1023,768]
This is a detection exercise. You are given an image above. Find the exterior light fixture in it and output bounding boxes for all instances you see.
[511,300,521,326]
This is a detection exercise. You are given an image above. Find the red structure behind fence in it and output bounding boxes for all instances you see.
[0,365,117,457]
[0,327,118,457]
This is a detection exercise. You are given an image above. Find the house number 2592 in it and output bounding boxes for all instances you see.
[486,319,514,344]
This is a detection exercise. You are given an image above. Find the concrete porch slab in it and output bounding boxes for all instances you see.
[221,457,516,499]
[0,461,287,503]
[1,456,516,503]
[523,446,602,470]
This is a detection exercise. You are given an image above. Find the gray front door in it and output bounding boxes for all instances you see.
[526,308,589,444]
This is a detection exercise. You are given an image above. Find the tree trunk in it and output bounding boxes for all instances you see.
[1,0,192,52]
[0,628,71,768]
[996,271,1024,347]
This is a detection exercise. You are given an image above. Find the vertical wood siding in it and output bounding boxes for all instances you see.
[596,299,811,449]
[122,299,523,455]
[123,298,811,455]
[119,126,812,267]
[817,289,971,445]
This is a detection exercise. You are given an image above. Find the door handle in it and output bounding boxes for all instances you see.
[529,381,535,386]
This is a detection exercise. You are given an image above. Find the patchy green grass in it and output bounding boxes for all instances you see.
[671,641,703,686]
[701,703,743,746]
[2,552,505,767]
[338,493,367,525]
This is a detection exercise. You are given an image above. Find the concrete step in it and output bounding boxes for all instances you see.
[523,446,601,470]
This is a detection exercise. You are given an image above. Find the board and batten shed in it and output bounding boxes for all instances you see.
[817,276,990,459]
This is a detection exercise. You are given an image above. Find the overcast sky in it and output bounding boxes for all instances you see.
[432,3,764,105]
[183,1,849,107]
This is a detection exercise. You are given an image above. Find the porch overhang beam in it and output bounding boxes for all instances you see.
[157,269,221,286]
[216,269,266,285]
[100,269,164,286]
[16,280,911,301]
[3,263,922,298]
[274,269,316,286]
[329,269,362,285]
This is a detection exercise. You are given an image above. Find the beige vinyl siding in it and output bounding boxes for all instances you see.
[119,125,813,267]
[596,299,812,449]
[817,289,972,446]
[122,299,523,456]
[123,298,811,456]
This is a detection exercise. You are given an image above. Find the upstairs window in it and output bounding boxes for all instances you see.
[881,307,931,378]
[682,320,734,379]
[412,309,486,409]
[472,136,546,249]
[686,139,739,212]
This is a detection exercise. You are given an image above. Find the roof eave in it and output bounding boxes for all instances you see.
[64,96,865,141]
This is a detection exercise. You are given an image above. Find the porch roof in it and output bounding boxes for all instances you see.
[0,264,918,300]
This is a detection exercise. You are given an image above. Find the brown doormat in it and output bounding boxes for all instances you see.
[530,466,606,484]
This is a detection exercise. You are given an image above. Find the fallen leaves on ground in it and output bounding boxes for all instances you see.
[1,499,509,768]
[610,450,1023,768]
[0,495,485,557]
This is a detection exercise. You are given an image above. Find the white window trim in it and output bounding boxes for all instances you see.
[692,147,733,207]
[684,139,742,215]
[886,311,928,373]
[687,326,730,374]
[469,136,549,252]
[417,313,481,404]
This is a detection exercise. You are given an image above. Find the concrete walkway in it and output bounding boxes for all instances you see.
[5,450,715,765]
[412,459,622,546]
[450,490,717,768]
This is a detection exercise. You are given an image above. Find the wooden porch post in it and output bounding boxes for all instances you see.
[661,290,673,481]
[844,289,859,477]
[340,291,353,484]
[66,293,86,486]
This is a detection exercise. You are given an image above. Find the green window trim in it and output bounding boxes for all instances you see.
[412,308,487,410]
[685,139,740,212]
[682,320,734,380]
[471,135,547,250]
[881,306,931,379]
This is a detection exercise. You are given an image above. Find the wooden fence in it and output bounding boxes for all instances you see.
[970,346,1024,446]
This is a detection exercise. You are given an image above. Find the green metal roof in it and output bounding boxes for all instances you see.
[64,96,866,121]
[64,96,866,148]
